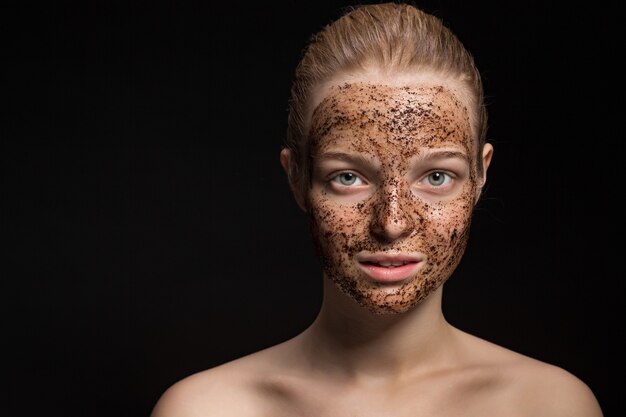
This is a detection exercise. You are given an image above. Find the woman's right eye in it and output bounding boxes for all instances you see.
[331,172,364,186]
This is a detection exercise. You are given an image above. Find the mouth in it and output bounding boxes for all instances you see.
[360,260,414,268]
[356,252,425,283]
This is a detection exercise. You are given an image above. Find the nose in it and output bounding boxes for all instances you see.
[370,182,414,243]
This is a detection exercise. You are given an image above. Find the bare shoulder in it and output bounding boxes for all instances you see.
[455,329,604,417]
[511,358,604,417]
[149,361,258,417]
[150,342,292,417]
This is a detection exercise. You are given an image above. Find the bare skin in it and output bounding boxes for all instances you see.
[150,72,603,417]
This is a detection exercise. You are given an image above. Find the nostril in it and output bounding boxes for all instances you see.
[370,210,413,242]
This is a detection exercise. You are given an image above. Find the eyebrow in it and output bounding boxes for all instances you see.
[313,151,380,168]
[416,149,470,164]
[314,149,469,167]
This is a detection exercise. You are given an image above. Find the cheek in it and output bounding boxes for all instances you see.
[309,197,366,247]
[427,201,474,237]
[420,197,475,271]
[307,183,476,254]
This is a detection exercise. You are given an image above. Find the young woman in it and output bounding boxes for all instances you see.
[151,3,603,416]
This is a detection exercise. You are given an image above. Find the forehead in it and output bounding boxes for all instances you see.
[308,77,474,155]
[309,71,473,124]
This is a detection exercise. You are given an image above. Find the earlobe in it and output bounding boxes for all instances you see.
[280,148,307,212]
[475,143,494,204]
[279,148,292,174]
[481,143,494,185]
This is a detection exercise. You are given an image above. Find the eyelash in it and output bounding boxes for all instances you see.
[421,171,453,188]
[328,170,455,189]
[330,171,366,187]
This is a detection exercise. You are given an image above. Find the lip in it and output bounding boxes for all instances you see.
[356,251,426,284]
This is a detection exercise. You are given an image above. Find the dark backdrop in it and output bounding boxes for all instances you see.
[4,1,622,416]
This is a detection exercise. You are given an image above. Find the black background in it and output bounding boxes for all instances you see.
[3,1,623,416]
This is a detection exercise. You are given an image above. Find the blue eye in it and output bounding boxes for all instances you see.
[426,171,451,186]
[332,172,363,186]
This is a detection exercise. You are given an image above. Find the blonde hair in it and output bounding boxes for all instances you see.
[285,2,488,192]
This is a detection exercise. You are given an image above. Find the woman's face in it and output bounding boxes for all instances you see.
[305,74,487,315]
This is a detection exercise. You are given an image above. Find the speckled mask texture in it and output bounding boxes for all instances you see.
[306,81,480,315]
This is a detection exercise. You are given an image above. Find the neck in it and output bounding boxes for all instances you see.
[300,277,456,383]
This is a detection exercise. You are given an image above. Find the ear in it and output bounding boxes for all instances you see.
[280,148,307,212]
[475,143,494,203]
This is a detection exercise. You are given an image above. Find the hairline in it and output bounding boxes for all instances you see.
[303,68,479,149]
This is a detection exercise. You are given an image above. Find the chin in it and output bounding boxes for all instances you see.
[360,299,419,315]
[333,276,442,315]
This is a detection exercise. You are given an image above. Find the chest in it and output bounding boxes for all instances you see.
[259,376,518,417]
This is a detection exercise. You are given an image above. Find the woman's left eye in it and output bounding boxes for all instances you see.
[331,172,364,186]
[425,171,452,187]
